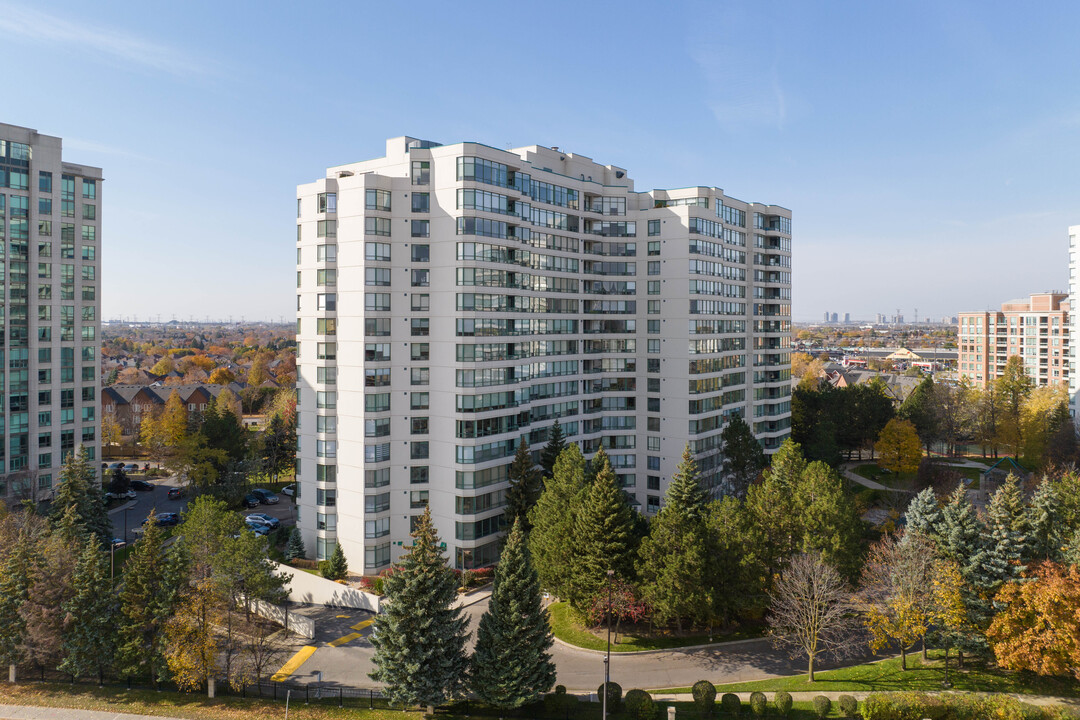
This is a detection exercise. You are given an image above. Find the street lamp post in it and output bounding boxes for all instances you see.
[602,569,614,720]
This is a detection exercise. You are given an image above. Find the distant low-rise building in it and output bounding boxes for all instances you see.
[102,382,246,436]
[957,292,1069,388]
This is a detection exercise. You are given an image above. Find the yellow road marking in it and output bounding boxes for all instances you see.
[271,646,317,682]
[351,619,373,631]
[328,632,362,647]
[335,614,350,619]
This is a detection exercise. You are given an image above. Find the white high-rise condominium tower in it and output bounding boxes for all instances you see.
[1070,224,1079,423]
[0,123,102,504]
[296,137,791,571]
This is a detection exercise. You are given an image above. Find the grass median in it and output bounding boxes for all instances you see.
[657,651,1080,697]
[548,602,763,653]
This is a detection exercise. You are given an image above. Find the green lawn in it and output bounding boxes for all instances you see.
[659,650,1080,697]
[548,602,762,652]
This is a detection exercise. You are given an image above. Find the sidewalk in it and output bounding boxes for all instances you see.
[647,691,1080,709]
[0,705,186,720]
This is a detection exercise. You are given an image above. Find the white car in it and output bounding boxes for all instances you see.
[106,489,137,500]
[282,484,296,497]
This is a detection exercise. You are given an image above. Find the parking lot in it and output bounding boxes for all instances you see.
[104,464,297,545]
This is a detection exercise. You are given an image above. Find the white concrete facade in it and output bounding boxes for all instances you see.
[0,123,102,503]
[1070,225,1079,423]
[295,137,791,572]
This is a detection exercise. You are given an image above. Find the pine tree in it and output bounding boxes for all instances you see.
[59,536,118,681]
[763,439,807,491]
[538,419,566,480]
[471,518,556,707]
[528,444,587,598]
[117,516,183,683]
[321,543,349,581]
[284,526,306,561]
[370,507,469,707]
[904,487,944,546]
[721,416,767,498]
[795,462,863,581]
[504,440,542,533]
[1027,479,1064,562]
[900,376,940,453]
[49,447,111,546]
[566,456,636,613]
[666,444,710,523]
[638,450,711,629]
[0,530,37,672]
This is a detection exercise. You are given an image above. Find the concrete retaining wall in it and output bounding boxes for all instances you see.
[248,597,316,639]
[274,561,382,613]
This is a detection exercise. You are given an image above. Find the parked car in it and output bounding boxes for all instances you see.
[105,489,137,501]
[124,462,142,472]
[155,512,180,527]
[248,523,271,537]
[167,487,184,500]
[108,462,125,471]
[245,513,280,530]
[282,484,296,497]
[250,488,279,505]
[242,493,261,509]
[130,479,154,492]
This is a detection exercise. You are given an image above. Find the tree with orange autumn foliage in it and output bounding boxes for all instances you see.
[988,562,1080,679]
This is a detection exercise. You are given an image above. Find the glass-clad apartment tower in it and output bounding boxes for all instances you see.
[0,123,102,504]
[296,137,791,571]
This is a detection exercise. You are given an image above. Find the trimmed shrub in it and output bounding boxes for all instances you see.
[861,692,947,720]
[692,680,717,715]
[720,693,741,717]
[544,686,578,714]
[598,682,623,711]
[813,695,831,719]
[838,695,857,718]
[625,689,657,720]
[749,692,767,717]
[774,691,793,717]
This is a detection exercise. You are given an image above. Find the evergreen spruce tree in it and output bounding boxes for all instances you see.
[528,444,587,598]
[471,518,556,707]
[117,515,183,683]
[538,419,566,480]
[1027,479,1064,562]
[504,440,542,533]
[794,461,863,581]
[565,454,636,613]
[59,536,118,681]
[903,488,944,546]
[939,484,993,658]
[321,543,349,581]
[1063,527,1080,566]
[370,507,469,707]
[721,416,767,498]
[666,444,711,523]
[50,447,111,546]
[0,530,37,673]
[985,476,1028,585]
[638,449,711,630]
[284,526,307,561]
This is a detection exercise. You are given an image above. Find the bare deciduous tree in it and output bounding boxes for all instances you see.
[767,551,860,681]
[858,533,937,668]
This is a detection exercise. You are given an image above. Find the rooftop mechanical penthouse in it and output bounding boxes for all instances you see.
[296,137,791,571]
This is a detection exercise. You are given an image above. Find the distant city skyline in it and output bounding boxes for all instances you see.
[0,0,1076,321]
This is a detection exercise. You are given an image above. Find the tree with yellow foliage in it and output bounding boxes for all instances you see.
[149,356,175,376]
[859,533,936,669]
[207,367,236,385]
[988,562,1080,680]
[875,418,923,474]
[164,577,221,692]
[161,390,188,449]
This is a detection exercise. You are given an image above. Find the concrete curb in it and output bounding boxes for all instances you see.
[551,632,773,656]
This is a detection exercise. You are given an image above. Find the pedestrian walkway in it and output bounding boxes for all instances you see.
[648,690,1080,709]
[0,705,186,720]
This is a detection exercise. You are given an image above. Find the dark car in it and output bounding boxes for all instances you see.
[130,479,154,492]
[167,487,184,500]
[250,488,279,505]
[242,493,261,509]
[155,512,180,527]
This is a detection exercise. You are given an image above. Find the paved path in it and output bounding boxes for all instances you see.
[0,705,186,720]
[839,463,903,492]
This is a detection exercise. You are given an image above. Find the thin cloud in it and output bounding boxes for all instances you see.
[0,3,208,77]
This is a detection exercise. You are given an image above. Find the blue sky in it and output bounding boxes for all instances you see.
[2,0,1076,322]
